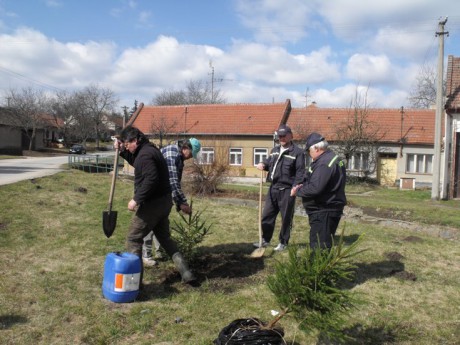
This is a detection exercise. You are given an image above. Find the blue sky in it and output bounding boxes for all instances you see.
[0,0,459,110]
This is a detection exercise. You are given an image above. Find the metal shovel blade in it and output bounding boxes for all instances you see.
[102,146,119,238]
[102,210,117,238]
[250,246,266,258]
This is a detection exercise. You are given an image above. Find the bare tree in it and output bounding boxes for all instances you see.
[4,87,50,151]
[408,64,445,109]
[152,79,226,105]
[334,87,384,177]
[291,120,311,145]
[153,89,188,106]
[149,114,180,148]
[187,79,225,104]
[51,90,90,146]
[79,84,118,148]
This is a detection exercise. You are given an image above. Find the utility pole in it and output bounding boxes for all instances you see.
[209,60,215,103]
[432,17,448,200]
[121,106,128,128]
[304,87,309,108]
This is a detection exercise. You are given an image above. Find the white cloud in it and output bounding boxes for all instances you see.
[1,0,457,110]
[138,11,152,25]
[45,0,62,8]
[0,27,116,91]
[346,54,396,85]
[110,36,223,94]
[223,42,340,86]
[310,83,410,108]
[235,0,313,44]
[371,27,436,61]
[317,0,455,38]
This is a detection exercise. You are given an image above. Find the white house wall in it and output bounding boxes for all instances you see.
[397,144,435,185]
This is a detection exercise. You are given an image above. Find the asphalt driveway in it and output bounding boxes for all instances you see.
[0,155,70,186]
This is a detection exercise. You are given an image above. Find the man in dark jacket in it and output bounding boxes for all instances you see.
[253,124,305,251]
[291,132,347,249]
[116,126,196,284]
[142,138,201,267]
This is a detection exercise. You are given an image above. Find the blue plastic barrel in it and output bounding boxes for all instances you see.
[102,252,141,303]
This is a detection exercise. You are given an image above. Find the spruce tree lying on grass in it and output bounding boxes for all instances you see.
[267,230,365,342]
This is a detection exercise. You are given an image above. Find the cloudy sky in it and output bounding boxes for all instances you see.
[0,0,459,111]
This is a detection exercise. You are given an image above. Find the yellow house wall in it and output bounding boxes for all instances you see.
[199,136,275,177]
[121,136,276,177]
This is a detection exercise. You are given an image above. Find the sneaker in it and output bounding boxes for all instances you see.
[253,240,270,248]
[142,256,157,267]
[274,243,286,251]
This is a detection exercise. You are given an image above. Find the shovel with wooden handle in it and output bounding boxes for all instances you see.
[251,170,265,258]
[102,146,119,238]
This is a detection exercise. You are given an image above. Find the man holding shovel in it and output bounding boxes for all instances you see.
[253,124,305,251]
[142,138,201,267]
[115,126,196,285]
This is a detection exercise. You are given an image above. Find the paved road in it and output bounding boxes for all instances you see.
[0,152,113,186]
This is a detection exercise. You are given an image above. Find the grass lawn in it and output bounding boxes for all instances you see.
[0,169,459,344]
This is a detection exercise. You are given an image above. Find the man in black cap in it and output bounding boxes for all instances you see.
[253,124,305,251]
[291,132,347,249]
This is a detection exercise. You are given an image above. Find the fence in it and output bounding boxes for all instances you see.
[68,154,124,173]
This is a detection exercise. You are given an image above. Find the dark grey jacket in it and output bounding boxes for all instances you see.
[120,141,171,204]
[296,149,347,213]
[263,143,305,189]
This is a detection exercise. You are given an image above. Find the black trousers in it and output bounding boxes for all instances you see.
[261,187,296,245]
[126,193,179,258]
[308,210,343,249]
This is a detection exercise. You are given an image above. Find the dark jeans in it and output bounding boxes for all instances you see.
[261,187,296,245]
[126,194,178,257]
[308,210,343,249]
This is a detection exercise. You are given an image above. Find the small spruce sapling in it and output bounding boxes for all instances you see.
[266,227,365,342]
[170,200,212,263]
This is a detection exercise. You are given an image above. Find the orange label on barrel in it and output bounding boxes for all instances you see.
[114,273,141,292]
[115,273,124,289]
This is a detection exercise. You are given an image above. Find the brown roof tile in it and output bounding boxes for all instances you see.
[288,104,436,145]
[128,100,291,136]
[446,55,460,112]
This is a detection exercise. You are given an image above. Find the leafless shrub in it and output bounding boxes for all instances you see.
[189,138,230,195]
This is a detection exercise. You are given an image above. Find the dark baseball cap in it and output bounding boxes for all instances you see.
[277,124,292,136]
[305,132,325,150]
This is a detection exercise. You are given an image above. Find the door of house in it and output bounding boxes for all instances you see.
[378,154,397,186]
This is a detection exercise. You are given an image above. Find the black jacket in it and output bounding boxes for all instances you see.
[263,143,305,189]
[297,149,346,213]
[120,141,171,204]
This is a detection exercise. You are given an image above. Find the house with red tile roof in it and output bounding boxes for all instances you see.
[127,99,292,176]
[445,55,460,198]
[125,90,455,194]
[288,104,437,187]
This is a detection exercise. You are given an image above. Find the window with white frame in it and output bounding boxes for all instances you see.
[229,148,243,166]
[347,152,369,171]
[199,147,214,165]
[406,154,433,174]
[253,148,268,165]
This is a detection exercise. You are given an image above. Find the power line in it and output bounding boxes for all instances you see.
[0,65,64,91]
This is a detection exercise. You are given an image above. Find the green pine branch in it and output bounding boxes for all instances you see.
[267,226,365,342]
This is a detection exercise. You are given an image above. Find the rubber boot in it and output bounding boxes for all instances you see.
[172,252,196,283]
